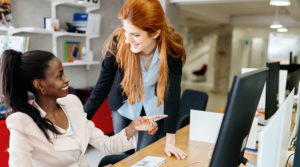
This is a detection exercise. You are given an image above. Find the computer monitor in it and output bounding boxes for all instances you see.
[209,68,268,167]
[280,65,300,95]
[287,69,300,94]
[241,68,265,110]
[265,62,280,120]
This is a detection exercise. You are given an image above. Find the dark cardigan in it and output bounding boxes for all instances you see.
[84,45,183,134]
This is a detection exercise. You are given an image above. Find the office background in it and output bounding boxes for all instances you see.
[1,0,300,166]
[0,0,299,111]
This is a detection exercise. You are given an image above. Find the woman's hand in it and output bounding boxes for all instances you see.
[164,133,186,160]
[125,115,168,138]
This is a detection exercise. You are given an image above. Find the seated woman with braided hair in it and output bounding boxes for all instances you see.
[1,49,167,167]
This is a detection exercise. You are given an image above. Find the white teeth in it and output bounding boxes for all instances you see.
[62,86,69,90]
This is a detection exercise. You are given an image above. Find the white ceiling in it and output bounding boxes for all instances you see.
[170,0,300,27]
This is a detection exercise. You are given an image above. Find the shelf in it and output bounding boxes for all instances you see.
[54,32,87,38]
[6,28,99,38]
[8,27,53,35]
[87,34,100,39]
[0,26,11,32]
[62,61,99,67]
[52,0,99,12]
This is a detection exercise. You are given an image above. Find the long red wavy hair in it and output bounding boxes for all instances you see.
[103,0,186,106]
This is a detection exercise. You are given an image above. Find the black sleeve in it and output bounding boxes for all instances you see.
[84,53,118,120]
[163,55,183,134]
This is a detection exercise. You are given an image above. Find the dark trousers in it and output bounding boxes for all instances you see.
[99,107,165,166]
[98,154,128,167]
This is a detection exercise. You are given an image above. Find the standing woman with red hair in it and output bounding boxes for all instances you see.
[85,0,186,161]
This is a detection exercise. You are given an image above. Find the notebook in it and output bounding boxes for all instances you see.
[131,156,166,167]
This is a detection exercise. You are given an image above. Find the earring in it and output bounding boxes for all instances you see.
[40,89,46,95]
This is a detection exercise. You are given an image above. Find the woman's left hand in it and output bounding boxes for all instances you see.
[164,133,186,160]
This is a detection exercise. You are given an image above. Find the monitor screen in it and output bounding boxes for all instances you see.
[265,62,280,120]
[279,64,300,95]
[287,69,300,95]
[209,68,268,167]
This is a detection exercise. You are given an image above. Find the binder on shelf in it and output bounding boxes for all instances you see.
[64,41,82,62]
[0,35,29,55]
[86,13,101,36]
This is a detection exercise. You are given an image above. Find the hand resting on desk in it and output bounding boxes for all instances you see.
[165,133,187,160]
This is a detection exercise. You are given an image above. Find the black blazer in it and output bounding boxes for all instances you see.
[84,47,183,134]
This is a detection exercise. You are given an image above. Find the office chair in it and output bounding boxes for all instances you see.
[0,120,9,167]
[176,89,208,130]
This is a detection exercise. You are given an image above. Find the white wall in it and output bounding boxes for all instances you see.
[182,34,216,85]
[229,27,270,89]
[178,24,300,93]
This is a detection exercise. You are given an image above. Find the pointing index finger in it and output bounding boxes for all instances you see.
[144,115,168,120]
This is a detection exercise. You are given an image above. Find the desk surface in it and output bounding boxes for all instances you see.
[114,125,257,167]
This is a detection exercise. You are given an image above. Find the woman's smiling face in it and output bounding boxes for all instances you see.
[123,19,158,55]
[42,58,70,98]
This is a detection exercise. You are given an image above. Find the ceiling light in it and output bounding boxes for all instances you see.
[270,7,284,29]
[270,0,291,6]
[270,21,283,29]
[277,27,288,32]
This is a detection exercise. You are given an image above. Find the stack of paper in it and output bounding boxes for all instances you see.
[0,35,29,55]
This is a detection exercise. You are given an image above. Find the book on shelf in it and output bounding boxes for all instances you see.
[79,0,99,4]
[73,13,88,33]
[0,35,29,55]
[44,17,59,31]
[64,41,82,62]
[72,13,101,35]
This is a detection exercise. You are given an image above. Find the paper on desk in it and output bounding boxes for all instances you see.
[190,110,259,147]
[131,156,166,167]
[246,117,258,149]
[189,110,223,143]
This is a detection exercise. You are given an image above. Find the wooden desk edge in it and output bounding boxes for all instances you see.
[114,125,257,167]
